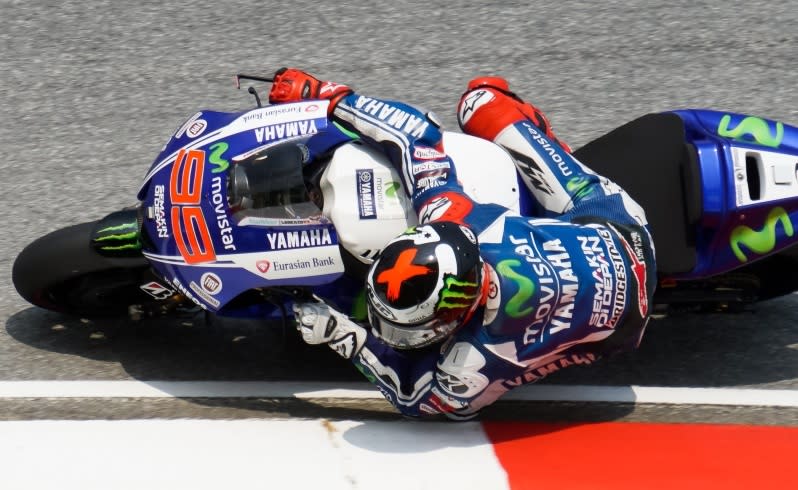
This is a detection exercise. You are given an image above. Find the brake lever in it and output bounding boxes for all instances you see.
[234,73,274,108]
[234,73,274,88]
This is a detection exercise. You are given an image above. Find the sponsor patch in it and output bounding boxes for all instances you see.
[210,176,236,251]
[153,185,168,238]
[175,112,203,139]
[254,120,319,143]
[256,260,271,273]
[200,272,222,295]
[186,119,207,138]
[189,281,221,308]
[140,281,173,300]
[411,160,451,173]
[266,228,334,250]
[609,224,649,318]
[413,146,447,160]
[356,169,377,220]
[352,96,430,138]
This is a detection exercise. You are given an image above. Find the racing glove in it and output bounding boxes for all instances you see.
[292,300,366,360]
[269,68,353,116]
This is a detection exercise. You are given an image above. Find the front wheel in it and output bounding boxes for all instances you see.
[12,220,166,318]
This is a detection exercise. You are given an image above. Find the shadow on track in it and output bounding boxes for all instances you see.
[5,292,798,432]
[4,306,357,381]
[546,293,798,387]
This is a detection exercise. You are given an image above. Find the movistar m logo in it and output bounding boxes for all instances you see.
[717,115,784,148]
[209,142,229,174]
[437,276,479,310]
[566,176,593,200]
[385,182,401,198]
[730,206,794,262]
[496,259,535,318]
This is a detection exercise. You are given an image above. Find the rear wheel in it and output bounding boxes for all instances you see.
[652,244,798,315]
[741,243,798,301]
[12,220,167,317]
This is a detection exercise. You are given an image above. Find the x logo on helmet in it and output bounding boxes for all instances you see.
[377,248,432,301]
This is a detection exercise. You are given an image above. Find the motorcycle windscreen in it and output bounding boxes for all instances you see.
[228,140,322,223]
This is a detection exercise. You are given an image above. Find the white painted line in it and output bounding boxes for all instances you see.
[0,419,509,490]
[502,384,798,407]
[0,380,796,407]
[0,380,380,399]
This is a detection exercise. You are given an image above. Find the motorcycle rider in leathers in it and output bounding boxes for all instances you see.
[269,68,657,420]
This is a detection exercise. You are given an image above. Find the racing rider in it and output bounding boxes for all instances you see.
[269,68,657,419]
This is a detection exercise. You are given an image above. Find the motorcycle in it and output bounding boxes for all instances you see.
[13,74,798,332]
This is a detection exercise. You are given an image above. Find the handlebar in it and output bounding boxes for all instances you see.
[234,73,274,108]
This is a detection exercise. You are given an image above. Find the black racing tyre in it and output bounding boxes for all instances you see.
[743,242,798,301]
[12,220,154,317]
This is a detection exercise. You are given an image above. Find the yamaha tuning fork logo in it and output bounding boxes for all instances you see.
[356,169,377,220]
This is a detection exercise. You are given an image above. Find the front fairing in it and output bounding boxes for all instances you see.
[138,101,351,199]
[137,101,355,313]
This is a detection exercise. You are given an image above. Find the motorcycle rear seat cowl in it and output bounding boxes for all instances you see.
[574,113,702,276]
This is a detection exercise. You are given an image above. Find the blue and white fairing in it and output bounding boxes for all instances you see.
[136,101,354,314]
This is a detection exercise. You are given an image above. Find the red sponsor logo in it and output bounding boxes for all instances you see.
[186,120,207,138]
[256,260,271,273]
[413,146,447,160]
[618,233,649,317]
[140,281,173,300]
[200,272,222,295]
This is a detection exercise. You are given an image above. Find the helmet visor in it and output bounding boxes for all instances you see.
[368,308,463,349]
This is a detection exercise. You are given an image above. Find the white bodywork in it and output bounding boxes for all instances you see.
[731,145,798,207]
[321,131,520,264]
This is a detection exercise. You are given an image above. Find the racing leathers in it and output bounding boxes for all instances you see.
[301,89,657,420]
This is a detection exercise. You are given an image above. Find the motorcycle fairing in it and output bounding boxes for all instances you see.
[137,101,354,312]
[573,109,798,281]
[675,109,798,277]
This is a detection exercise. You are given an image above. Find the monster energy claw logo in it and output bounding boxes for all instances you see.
[730,206,794,262]
[94,222,141,251]
[437,275,479,310]
[717,115,784,148]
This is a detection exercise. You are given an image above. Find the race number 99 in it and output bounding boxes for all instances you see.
[169,149,216,264]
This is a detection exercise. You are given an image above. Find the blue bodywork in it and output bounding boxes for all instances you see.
[672,109,798,279]
[137,101,364,318]
[136,100,798,318]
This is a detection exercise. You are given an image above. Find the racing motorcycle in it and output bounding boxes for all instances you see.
[13,74,798,331]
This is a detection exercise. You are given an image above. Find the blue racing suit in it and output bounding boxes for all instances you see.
[327,92,657,419]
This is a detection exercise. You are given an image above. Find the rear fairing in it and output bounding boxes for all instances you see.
[674,109,798,278]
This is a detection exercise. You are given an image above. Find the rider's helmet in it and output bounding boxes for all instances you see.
[365,221,484,349]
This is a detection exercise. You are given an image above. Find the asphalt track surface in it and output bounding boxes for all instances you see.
[2,0,798,425]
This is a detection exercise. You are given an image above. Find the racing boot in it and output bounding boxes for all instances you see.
[457,76,571,152]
